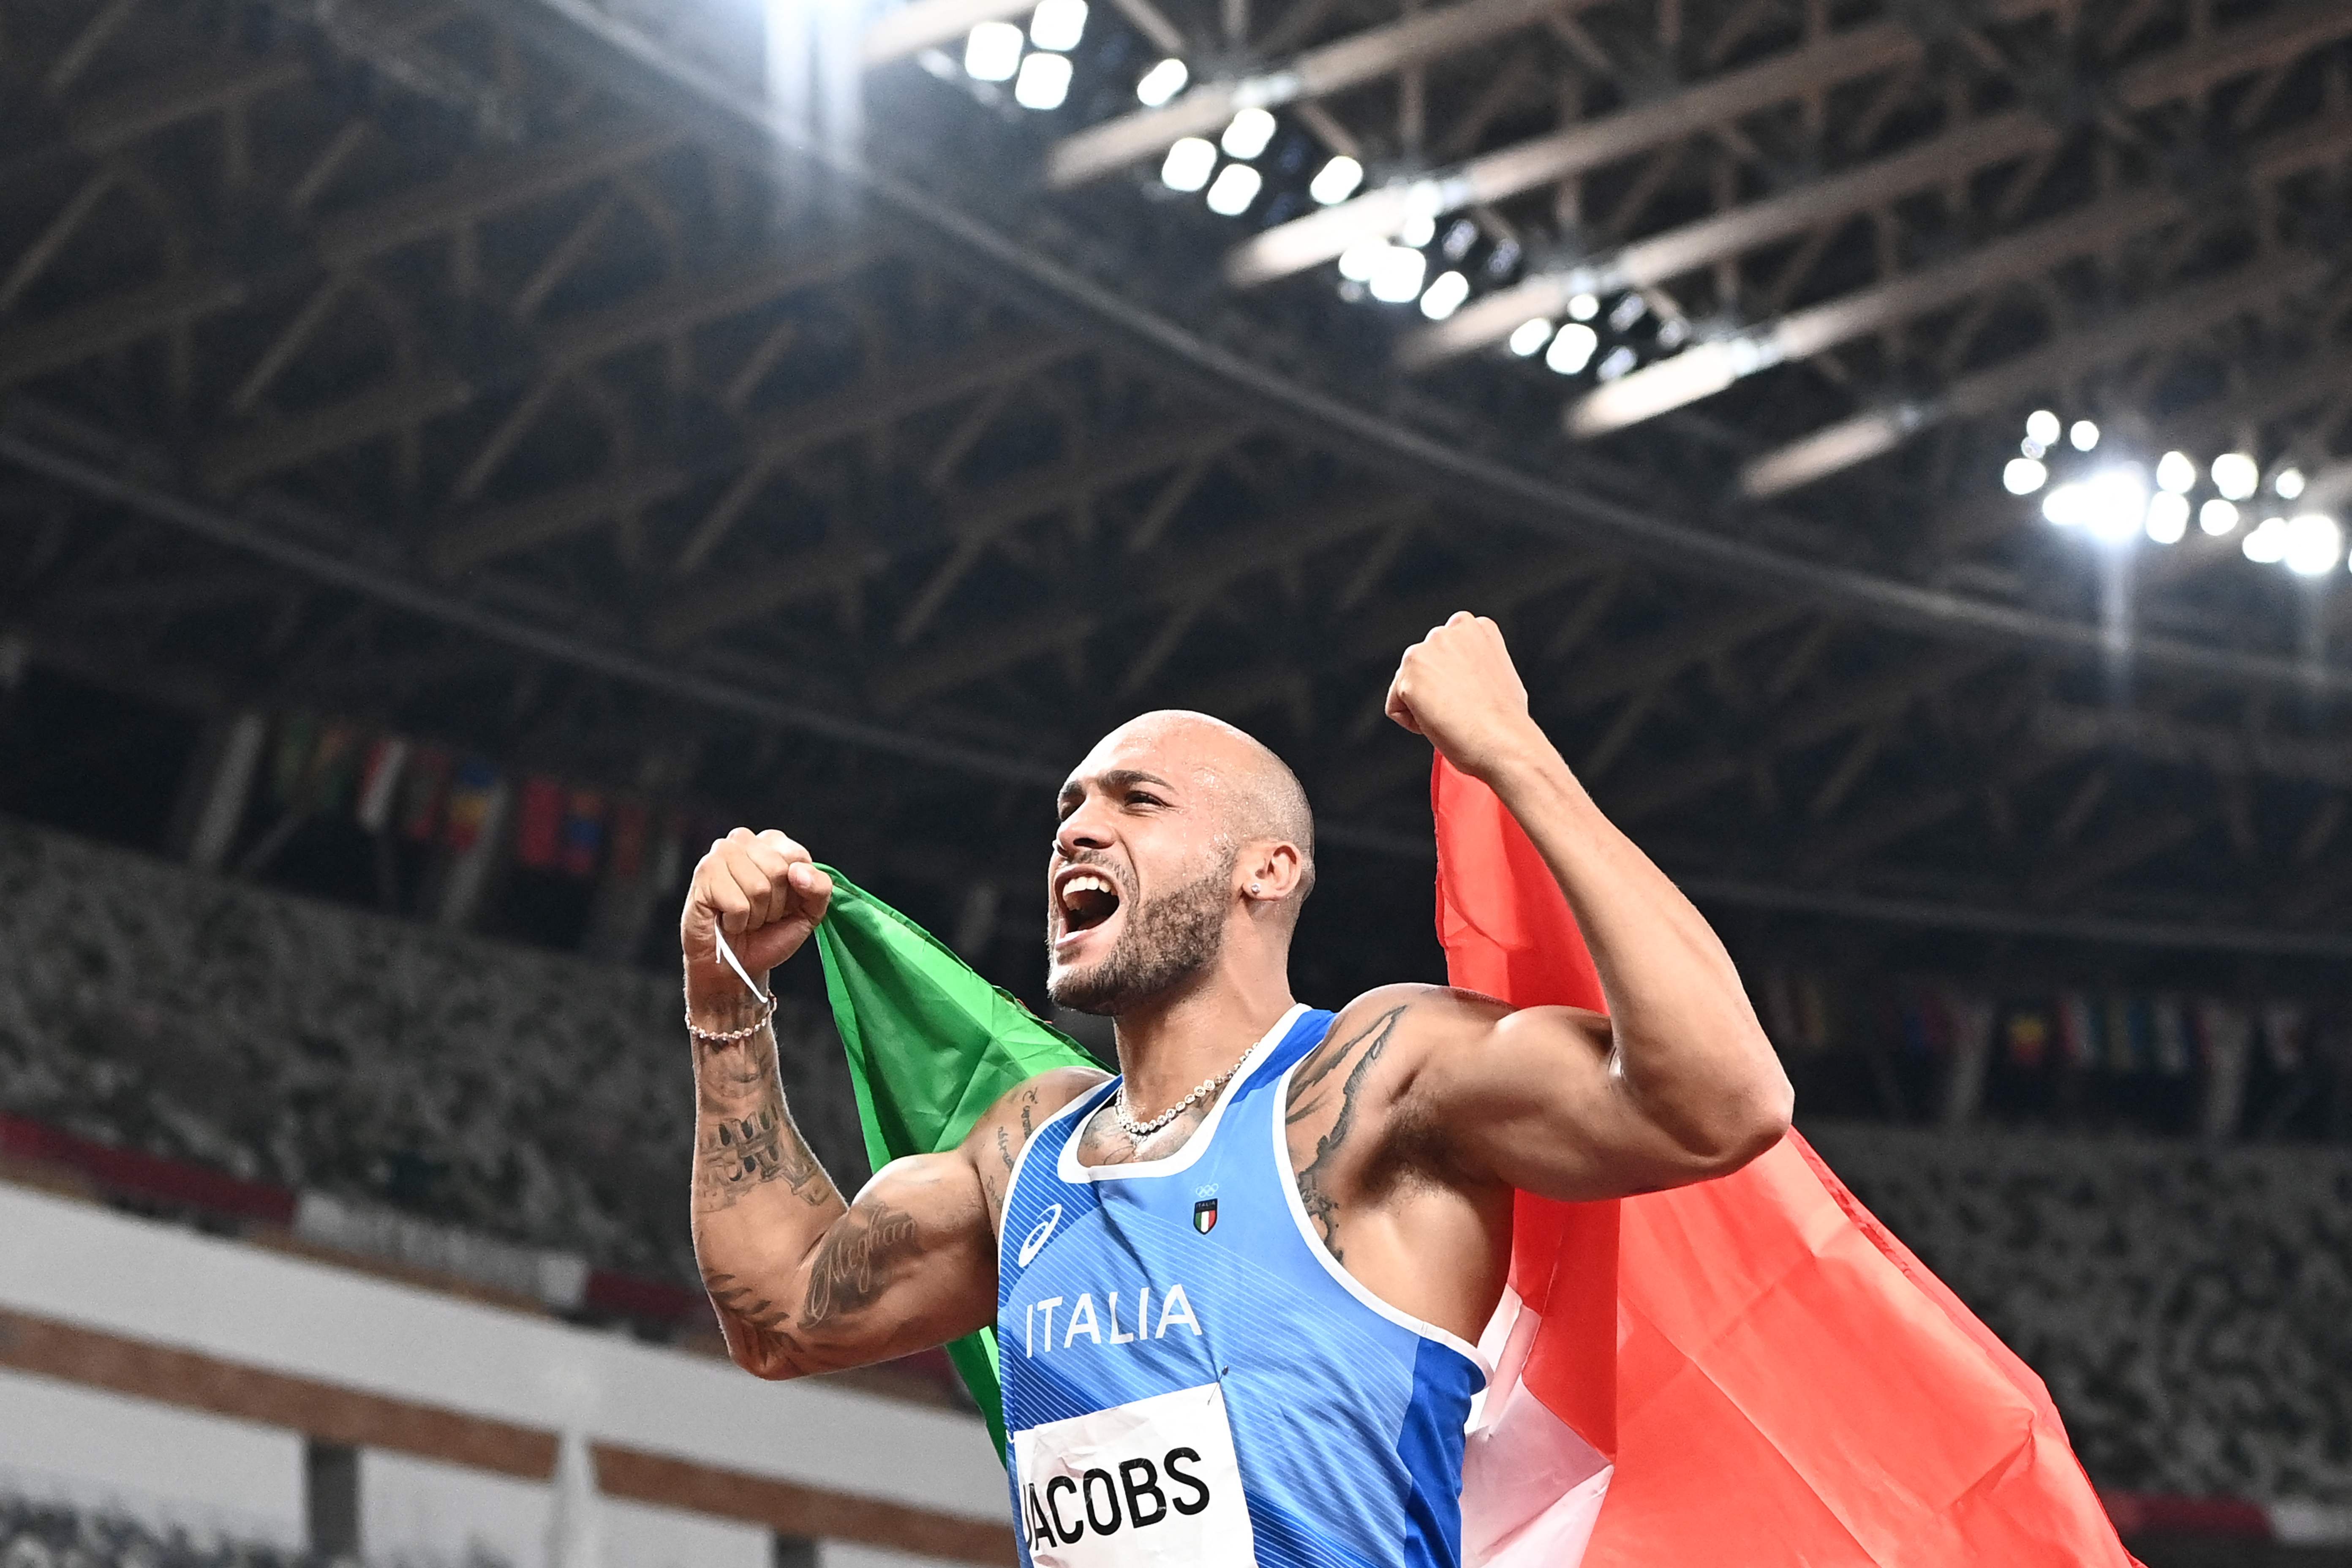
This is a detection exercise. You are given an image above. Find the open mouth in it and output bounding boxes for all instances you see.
[1056,870,1123,935]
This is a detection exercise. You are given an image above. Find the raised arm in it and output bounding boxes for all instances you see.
[1380,614,1794,1201]
[683,830,1096,1379]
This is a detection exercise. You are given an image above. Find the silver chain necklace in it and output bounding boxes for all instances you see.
[1113,1056,1247,1140]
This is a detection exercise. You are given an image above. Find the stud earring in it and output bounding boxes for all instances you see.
[1250,882,1262,895]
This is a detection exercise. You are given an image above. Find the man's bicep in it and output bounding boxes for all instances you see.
[781,1149,999,1370]
[1417,1002,1693,1201]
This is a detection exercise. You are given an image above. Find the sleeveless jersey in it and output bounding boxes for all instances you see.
[996,1003,1488,1568]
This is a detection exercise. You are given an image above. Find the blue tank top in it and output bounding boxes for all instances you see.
[997,1004,1488,1568]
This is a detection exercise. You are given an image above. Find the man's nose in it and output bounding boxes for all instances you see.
[1055,799,1113,857]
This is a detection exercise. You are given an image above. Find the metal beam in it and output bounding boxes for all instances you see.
[1046,0,1574,188]
[1402,0,2352,368]
[1797,742,2065,870]
[0,274,249,393]
[1572,107,2352,438]
[2029,809,2204,905]
[644,537,896,647]
[1225,20,1922,289]
[202,376,476,492]
[1739,251,2327,497]
[861,0,1040,66]
[430,463,693,575]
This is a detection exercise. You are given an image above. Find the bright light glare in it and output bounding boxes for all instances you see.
[1398,210,1436,248]
[2043,484,2089,528]
[1029,0,1087,50]
[2047,467,2146,541]
[1135,57,1188,105]
[964,21,1024,80]
[2212,452,2259,500]
[1419,270,1470,321]
[1508,318,1554,357]
[2200,498,2240,535]
[2069,419,2101,452]
[1546,322,1598,374]
[2276,466,2306,500]
[1221,107,1276,160]
[2022,437,2048,460]
[1368,245,1427,303]
[2155,451,2197,493]
[1308,156,1362,205]
[1013,49,1072,107]
[1337,237,1385,282]
[2243,517,2288,564]
[1595,345,1638,382]
[2004,457,2048,495]
[1567,292,1600,321]
[1203,162,1261,215]
[1160,136,1217,192]
[2025,409,2061,447]
[2283,513,2343,576]
[2145,491,2189,544]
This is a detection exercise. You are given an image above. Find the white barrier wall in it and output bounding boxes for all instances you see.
[0,1184,1008,1565]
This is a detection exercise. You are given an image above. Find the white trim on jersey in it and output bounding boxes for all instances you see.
[1054,1003,1310,1186]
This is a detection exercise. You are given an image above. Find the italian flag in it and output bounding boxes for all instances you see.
[812,760,2140,1565]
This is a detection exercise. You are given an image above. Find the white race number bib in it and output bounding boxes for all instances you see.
[1012,1383,1258,1567]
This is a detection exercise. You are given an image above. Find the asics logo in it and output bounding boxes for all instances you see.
[1017,1204,1064,1267]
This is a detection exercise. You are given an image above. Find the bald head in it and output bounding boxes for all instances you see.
[1091,710,1317,912]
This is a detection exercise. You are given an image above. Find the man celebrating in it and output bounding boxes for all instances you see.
[683,613,1792,1567]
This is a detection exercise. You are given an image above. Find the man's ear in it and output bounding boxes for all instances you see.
[1241,841,1305,902]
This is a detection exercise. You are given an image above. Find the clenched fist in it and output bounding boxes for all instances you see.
[682,828,833,1024]
[1384,612,1548,783]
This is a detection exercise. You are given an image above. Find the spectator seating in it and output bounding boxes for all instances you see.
[0,1492,505,1568]
[1811,1122,2352,1507]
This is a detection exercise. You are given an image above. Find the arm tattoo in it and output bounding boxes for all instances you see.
[691,1032,837,1211]
[1285,1005,1407,1264]
[803,1200,923,1327]
[702,1271,818,1374]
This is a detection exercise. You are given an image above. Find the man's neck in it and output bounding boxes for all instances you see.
[1111,965,1297,1118]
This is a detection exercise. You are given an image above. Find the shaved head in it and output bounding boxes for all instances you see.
[1107,710,1316,913]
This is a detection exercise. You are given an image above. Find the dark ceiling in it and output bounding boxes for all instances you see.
[3,0,2352,999]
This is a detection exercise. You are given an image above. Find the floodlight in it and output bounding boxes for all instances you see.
[1419,270,1470,321]
[2242,517,2287,564]
[1029,0,1087,50]
[2081,466,2147,541]
[1546,322,1597,374]
[2199,498,2239,536]
[1204,162,1261,215]
[2069,419,2100,452]
[1220,107,1275,160]
[2155,451,2197,493]
[964,21,1023,80]
[2025,410,2061,447]
[1160,137,1217,192]
[2212,452,2259,500]
[1336,236,1385,281]
[2043,483,2089,527]
[1135,57,1188,105]
[1013,49,1072,107]
[2276,467,2306,500]
[2282,514,2342,576]
[2144,491,2189,544]
[2003,457,2047,495]
[1567,292,1599,321]
[1398,210,1436,248]
[1507,318,1554,357]
[1367,245,1427,303]
[1308,156,1362,205]
[1595,345,1637,382]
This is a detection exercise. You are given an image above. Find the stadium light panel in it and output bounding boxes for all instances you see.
[2082,467,2147,542]
[2283,514,2342,576]
[1136,57,1188,105]
[1204,162,1262,215]
[2242,517,2288,564]
[2276,467,2306,501]
[2199,498,2240,535]
[1029,0,1088,50]
[2155,451,2197,493]
[1419,270,1470,321]
[2069,419,2100,452]
[1507,318,1554,357]
[2003,457,2047,495]
[1368,245,1427,303]
[1221,108,1276,160]
[1161,136,1217,191]
[2144,491,2189,544]
[1308,156,1363,205]
[964,22,1024,80]
[1014,49,1072,108]
[2025,409,2061,447]
[1545,322,1597,374]
[2212,452,2259,500]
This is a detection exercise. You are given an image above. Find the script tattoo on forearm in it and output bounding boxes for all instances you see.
[691,1032,835,1211]
[1285,1004,1407,1264]
[802,1200,922,1327]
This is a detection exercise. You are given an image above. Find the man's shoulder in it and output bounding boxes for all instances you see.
[1319,983,1514,1056]
[977,1065,1112,1145]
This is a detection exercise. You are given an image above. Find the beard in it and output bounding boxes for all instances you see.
[1047,855,1231,1016]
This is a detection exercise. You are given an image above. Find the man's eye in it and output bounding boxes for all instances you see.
[1128,793,1165,808]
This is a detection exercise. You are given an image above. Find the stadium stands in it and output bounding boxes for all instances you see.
[0,1492,467,1568]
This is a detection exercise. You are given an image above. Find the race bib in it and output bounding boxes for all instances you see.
[1011,1383,1258,1567]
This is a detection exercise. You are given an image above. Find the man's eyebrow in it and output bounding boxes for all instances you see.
[1097,769,1175,794]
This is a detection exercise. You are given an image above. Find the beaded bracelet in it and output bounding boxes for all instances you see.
[685,988,776,1043]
